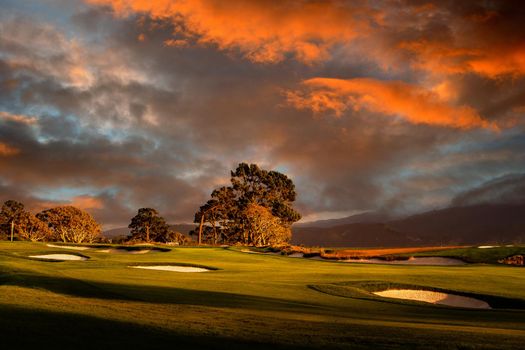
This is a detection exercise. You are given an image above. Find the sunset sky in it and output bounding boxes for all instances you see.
[1,0,524,228]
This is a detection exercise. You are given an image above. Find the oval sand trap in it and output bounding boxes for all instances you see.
[347,257,466,265]
[131,265,210,272]
[374,289,491,309]
[46,244,90,251]
[30,254,87,261]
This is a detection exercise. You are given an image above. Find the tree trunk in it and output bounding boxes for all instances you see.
[198,214,204,245]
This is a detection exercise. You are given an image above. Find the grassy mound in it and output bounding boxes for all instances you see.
[406,245,525,264]
[310,280,525,309]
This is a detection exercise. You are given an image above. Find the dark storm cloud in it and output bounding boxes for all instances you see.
[0,114,219,224]
[452,174,525,207]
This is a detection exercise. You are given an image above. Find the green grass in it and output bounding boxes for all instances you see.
[407,245,525,263]
[1,242,525,349]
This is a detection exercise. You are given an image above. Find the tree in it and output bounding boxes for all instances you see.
[17,212,52,242]
[230,163,301,225]
[243,204,291,246]
[128,208,170,242]
[162,230,190,245]
[194,186,236,244]
[37,206,101,243]
[194,163,301,246]
[0,200,53,241]
[0,200,26,240]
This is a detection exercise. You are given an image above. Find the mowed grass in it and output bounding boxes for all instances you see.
[1,242,525,349]
[408,245,525,263]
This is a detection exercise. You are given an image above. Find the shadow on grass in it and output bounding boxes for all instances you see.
[2,302,525,350]
[0,304,310,350]
[0,269,323,314]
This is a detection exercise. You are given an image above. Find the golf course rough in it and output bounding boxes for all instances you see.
[345,257,466,265]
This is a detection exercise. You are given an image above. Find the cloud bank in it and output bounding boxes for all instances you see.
[0,0,524,228]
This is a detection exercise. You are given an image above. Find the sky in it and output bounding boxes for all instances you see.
[0,0,524,229]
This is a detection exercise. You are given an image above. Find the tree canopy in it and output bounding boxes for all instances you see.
[128,208,187,244]
[17,211,52,242]
[37,206,101,243]
[194,163,301,245]
[0,200,51,241]
[0,200,25,240]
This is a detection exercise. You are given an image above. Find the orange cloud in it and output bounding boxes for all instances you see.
[399,39,525,78]
[287,78,496,130]
[87,0,375,63]
[27,196,104,214]
[0,142,20,156]
[70,195,104,210]
[87,1,525,80]
[0,111,37,125]
[469,46,525,78]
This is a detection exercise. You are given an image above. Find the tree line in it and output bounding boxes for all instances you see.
[0,201,188,244]
[0,201,101,243]
[1,163,301,246]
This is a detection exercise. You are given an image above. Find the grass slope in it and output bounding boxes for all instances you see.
[1,242,525,349]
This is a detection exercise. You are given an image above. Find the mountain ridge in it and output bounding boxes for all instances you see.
[292,203,525,247]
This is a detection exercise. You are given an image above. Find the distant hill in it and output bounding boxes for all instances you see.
[295,211,390,228]
[292,223,415,247]
[388,204,525,245]
[102,224,196,239]
[102,227,130,239]
[292,204,525,247]
[170,224,197,236]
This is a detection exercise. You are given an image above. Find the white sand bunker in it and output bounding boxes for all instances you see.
[131,265,210,272]
[288,253,304,258]
[46,244,89,251]
[348,257,466,266]
[374,289,491,309]
[478,245,498,249]
[30,254,87,261]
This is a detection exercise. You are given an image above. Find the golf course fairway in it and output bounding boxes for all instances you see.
[1,242,525,349]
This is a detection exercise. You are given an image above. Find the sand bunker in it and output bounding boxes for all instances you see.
[30,254,87,261]
[308,256,325,261]
[374,289,491,309]
[46,244,89,251]
[347,257,466,266]
[239,249,280,255]
[478,245,498,249]
[131,265,209,272]
[98,248,151,254]
[288,253,304,258]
